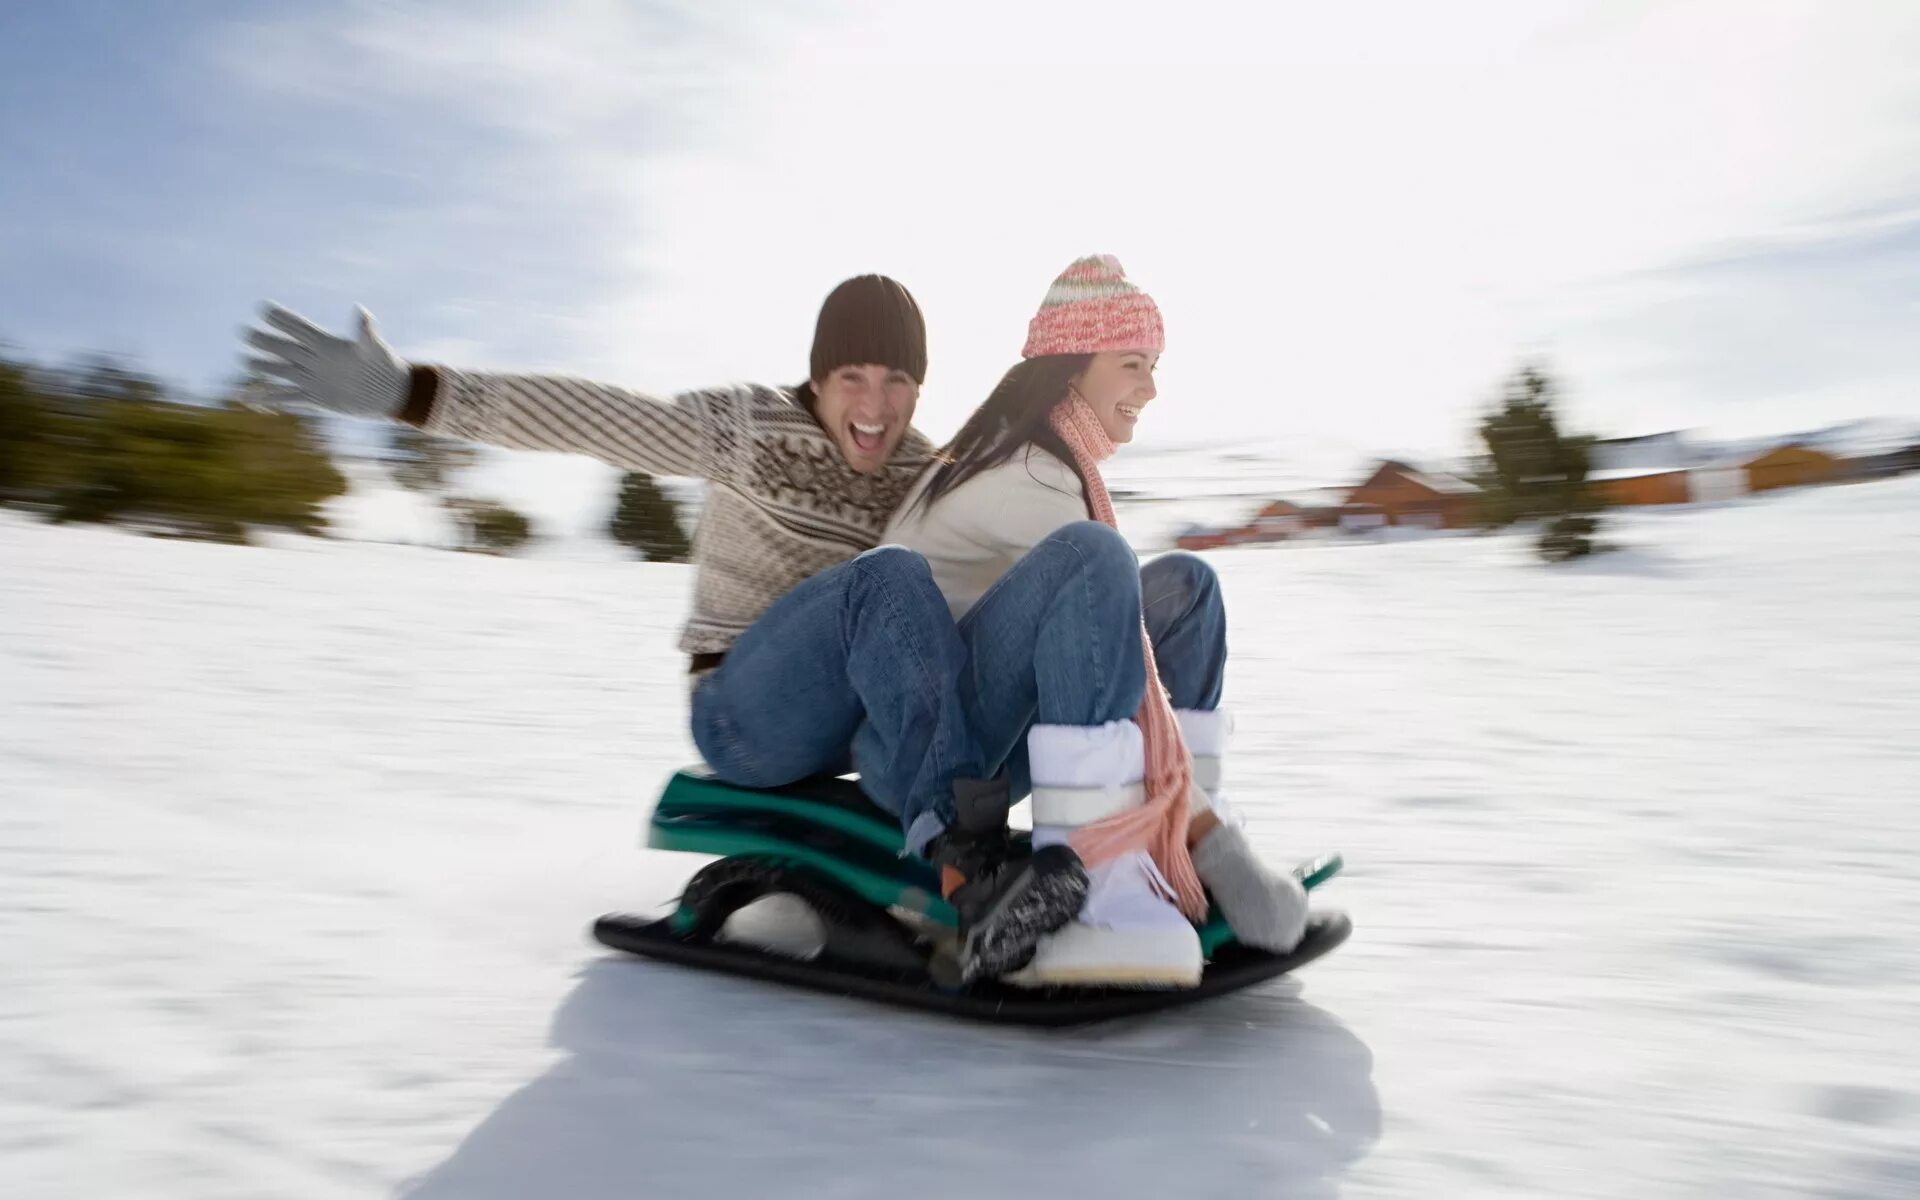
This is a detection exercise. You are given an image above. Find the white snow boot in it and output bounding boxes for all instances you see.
[1005,720,1203,989]
[1178,708,1308,954]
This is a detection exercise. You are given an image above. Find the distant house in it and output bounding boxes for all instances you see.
[1708,420,1919,491]
[1173,527,1238,552]
[1280,488,1351,530]
[1171,490,1345,551]
[1794,419,1920,483]
[1336,501,1387,532]
[1173,501,1310,551]
[1688,463,1750,503]
[1590,467,1693,507]
[1248,499,1309,539]
[1745,443,1840,492]
[1343,460,1480,529]
[1589,431,1714,506]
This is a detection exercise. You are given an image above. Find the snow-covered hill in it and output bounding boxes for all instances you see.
[5,476,1919,1198]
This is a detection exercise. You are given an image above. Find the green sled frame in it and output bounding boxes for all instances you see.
[592,768,1351,1026]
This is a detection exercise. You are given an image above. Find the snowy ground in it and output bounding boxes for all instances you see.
[6,476,1920,1199]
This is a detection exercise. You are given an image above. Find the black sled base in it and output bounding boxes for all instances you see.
[595,768,1351,1026]
[591,909,1352,1027]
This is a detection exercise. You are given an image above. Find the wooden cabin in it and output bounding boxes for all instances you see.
[1745,444,1839,492]
[1590,468,1693,507]
[1344,461,1480,529]
[1248,500,1308,540]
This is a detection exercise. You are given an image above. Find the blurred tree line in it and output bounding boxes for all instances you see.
[2,348,693,559]
[9,346,1604,567]
[0,355,344,544]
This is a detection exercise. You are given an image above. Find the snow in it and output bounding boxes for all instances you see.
[6,476,1920,1198]
[1588,465,1691,482]
[322,463,461,547]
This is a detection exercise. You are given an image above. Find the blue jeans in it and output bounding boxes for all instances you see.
[1140,549,1228,712]
[956,522,1228,798]
[689,546,982,853]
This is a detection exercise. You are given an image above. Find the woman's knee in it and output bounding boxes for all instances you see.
[1045,521,1139,590]
[848,545,962,659]
[854,543,934,585]
[851,544,946,608]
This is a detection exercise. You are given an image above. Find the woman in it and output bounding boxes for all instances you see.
[884,255,1307,987]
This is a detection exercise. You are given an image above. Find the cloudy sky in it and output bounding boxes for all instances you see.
[3,1,1916,525]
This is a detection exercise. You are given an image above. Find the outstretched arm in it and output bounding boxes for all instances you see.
[244,303,727,479]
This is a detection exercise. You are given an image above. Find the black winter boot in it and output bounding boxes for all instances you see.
[926,775,1088,984]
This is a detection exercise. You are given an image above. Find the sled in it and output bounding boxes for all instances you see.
[592,768,1350,1026]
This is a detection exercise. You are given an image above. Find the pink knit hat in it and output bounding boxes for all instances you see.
[1021,254,1165,359]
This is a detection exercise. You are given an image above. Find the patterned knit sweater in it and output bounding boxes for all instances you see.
[403,366,933,656]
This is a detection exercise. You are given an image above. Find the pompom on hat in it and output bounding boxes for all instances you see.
[1021,254,1165,359]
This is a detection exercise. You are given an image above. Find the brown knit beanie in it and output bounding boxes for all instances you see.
[809,275,928,384]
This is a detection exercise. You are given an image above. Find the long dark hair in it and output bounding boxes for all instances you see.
[907,353,1093,517]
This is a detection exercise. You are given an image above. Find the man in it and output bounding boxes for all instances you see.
[242,276,1086,979]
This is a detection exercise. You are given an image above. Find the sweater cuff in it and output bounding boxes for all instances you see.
[399,365,441,427]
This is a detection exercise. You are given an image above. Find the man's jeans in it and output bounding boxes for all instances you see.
[690,546,983,854]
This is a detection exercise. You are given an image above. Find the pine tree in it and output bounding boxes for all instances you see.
[388,425,477,492]
[450,498,533,554]
[2,353,345,542]
[608,471,692,562]
[0,359,52,499]
[1475,363,1604,561]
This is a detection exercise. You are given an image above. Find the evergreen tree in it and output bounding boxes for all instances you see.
[388,425,477,492]
[607,471,692,562]
[1,353,345,541]
[1475,363,1604,561]
[225,408,350,535]
[45,399,345,542]
[0,359,52,499]
[450,498,533,554]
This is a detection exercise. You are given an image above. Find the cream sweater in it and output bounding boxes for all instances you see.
[883,446,1091,620]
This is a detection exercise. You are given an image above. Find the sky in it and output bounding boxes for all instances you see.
[3,1,1917,532]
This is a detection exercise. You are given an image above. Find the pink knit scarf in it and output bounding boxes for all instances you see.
[1047,395,1208,921]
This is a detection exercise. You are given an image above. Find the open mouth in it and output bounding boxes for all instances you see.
[850,421,888,454]
[1115,404,1141,422]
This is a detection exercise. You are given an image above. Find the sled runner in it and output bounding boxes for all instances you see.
[592,768,1350,1026]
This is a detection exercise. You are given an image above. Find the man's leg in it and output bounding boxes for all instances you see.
[690,545,980,850]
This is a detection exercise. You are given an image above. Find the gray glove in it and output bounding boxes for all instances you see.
[243,304,410,420]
